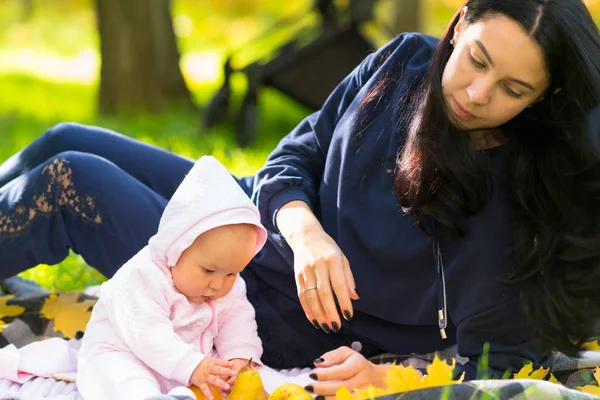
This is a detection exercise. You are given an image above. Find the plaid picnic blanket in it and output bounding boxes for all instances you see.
[1,278,599,400]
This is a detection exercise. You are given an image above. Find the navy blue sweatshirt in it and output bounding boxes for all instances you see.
[247,33,548,378]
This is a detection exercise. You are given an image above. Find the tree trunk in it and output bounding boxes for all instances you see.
[95,0,193,115]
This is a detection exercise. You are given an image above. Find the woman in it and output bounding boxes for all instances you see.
[2,0,600,398]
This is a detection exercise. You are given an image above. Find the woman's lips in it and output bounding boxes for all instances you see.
[451,97,477,121]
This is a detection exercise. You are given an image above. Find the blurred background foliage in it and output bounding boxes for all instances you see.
[1,0,600,291]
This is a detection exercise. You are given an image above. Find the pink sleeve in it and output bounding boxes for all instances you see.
[213,277,263,363]
[103,262,205,385]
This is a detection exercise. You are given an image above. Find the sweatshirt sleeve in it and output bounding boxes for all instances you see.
[102,265,205,386]
[252,33,425,233]
[213,277,263,363]
[453,296,551,380]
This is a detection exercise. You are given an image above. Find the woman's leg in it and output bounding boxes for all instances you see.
[0,122,195,200]
[0,151,169,278]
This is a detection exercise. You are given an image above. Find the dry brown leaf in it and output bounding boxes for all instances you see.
[40,291,97,338]
[0,295,26,332]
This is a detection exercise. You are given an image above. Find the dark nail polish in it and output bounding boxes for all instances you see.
[343,310,352,321]
[304,385,314,393]
[309,373,318,380]
[314,357,325,363]
[315,397,325,400]
[321,323,331,334]
[332,321,340,332]
[312,319,320,329]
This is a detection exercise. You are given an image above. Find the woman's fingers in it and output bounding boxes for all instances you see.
[315,261,342,331]
[343,255,359,301]
[314,346,355,367]
[329,255,353,321]
[303,276,330,331]
[296,272,317,326]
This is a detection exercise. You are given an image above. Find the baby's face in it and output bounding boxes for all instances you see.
[171,224,257,303]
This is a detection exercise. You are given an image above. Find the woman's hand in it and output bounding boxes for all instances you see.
[276,201,359,332]
[190,357,235,399]
[305,346,389,399]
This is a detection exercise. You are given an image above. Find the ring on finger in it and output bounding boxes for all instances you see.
[303,286,317,293]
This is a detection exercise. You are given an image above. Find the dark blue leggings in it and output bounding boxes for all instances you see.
[0,122,253,278]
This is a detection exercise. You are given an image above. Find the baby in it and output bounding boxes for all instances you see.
[77,156,267,400]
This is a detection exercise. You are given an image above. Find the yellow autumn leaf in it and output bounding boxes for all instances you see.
[513,362,558,383]
[353,385,388,399]
[337,355,463,399]
[582,340,600,351]
[576,367,600,395]
[576,385,600,396]
[421,356,463,388]
[336,387,356,400]
[385,363,425,392]
[0,295,26,332]
[40,291,97,338]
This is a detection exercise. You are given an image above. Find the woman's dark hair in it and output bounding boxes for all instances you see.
[395,0,600,355]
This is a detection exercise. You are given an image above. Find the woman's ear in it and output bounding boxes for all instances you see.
[453,6,469,44]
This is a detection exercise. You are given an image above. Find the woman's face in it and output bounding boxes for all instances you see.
[441,9,550,131]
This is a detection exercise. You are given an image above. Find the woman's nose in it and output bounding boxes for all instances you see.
[466,77,491,105]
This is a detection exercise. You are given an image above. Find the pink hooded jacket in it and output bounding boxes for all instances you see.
[77,156,267,388]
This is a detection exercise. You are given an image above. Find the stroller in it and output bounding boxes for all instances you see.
[202,0,385,146]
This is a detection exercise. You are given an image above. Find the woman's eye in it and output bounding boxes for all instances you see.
[469,53,486,69]
[504,84,523,99]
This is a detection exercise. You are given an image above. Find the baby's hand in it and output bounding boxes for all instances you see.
[190,357,235,399]
[226,358,255,386]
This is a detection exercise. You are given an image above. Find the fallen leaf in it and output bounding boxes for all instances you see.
[337,355,463,399]
[40,291,97,338]
[575,385,600,396]
[0,295,26,332]
[582,340,600,351]
[513,362,557,383]
[335,387,356,400]
[384,362,424,392]
[353,385,388,399]
[421,356,463,388]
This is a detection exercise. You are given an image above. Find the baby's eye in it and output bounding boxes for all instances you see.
[227,273,236,277]
[202,267,215,274]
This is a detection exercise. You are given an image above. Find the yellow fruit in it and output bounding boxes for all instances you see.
[188,384,223,400]
[228,364,269,400]
[268,383,313,400]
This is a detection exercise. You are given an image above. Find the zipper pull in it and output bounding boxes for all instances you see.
[438,309,447,339]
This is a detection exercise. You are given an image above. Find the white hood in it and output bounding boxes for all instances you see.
[148,156,267,269]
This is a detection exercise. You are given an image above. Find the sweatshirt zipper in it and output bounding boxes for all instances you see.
[434,240,448,339]
[199,302,216,353]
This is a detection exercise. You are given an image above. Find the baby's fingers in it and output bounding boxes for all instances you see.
[208,374,231,392]
[209,360,236,378]
[199,383,217,400]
